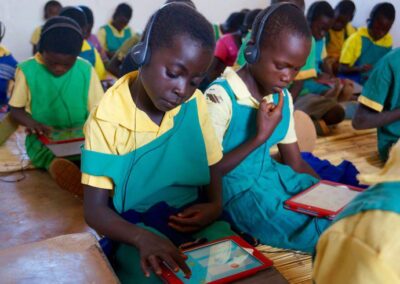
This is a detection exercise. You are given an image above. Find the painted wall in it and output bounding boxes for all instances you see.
[0,0,398,61]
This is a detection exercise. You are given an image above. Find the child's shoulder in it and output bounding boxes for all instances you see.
[0,45,11,57]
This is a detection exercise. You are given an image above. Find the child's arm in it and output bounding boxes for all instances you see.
[9,107,51,135]
[215,92,284,176]
[277,142,319,179]
[84,185,191,278]
[352,104,400,129]
[168,164,223,233]
[339,63,372,74]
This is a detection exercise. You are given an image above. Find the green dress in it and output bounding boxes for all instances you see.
[19,57,91,169]
[81,98,233,283]
[103,24,132,53]
[210,78,331,253]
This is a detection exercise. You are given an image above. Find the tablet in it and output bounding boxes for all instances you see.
[161,236,273,284]
[38,128,84,157]
[284,180,365,220]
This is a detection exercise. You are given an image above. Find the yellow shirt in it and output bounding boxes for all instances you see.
[97,22,133,52]
[9,53,104,114]
[81,40,107,80]
[30,26,42,45]
[204,67,297,147]
[0,45,11,57]
[313,140,400,284]
[340,27,393,67]
[82,71,223,190]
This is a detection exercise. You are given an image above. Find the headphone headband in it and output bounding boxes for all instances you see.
[41,22,83,38]
[244,2,300,64]
[130,2,194,67]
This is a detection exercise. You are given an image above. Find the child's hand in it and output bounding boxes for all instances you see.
[255,91,284,143]
[136,229,191,279]
[168,203,222,233]
[359,64,372,73]
[25,121,52,136]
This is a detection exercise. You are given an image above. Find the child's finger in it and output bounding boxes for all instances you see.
[140,259,151,278]
[168,222,199,233]
[176,207,200,218]
[169,215,201,226]
[276,91,284,110]
[148,255,163,275]
[172,252,191,277]
[161,254,179,273]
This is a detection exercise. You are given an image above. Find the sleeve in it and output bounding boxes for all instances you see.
[87,68,105,111]
[97,28,107,51]
[313,212,400,284]
[30,26,41,45]
[195,91,223,166]
[204,84,233,147]
[340,33,361,66]
[81,111,114,190]
[295,38,317,81]
[279,91,297,144]
[93,49,107,80]
[214,38,229,65]
[358,56,392,112]
[8,68,31,113]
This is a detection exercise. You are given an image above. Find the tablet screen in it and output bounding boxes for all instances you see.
[291,183,360,212]
[175,240,262,283]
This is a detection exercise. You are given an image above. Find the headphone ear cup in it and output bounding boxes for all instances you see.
[244,44,259,64]
[130,42,149,66]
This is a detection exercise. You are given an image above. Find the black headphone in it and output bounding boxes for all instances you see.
[0,22,5,43]
[130,2,193,67]
[244,2,299,64]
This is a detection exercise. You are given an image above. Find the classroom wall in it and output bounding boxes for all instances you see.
[0,0,399,62]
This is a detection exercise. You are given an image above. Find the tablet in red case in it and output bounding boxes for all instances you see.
[38,128,84,157]
[161,236,273,284]
[284,180,365,220]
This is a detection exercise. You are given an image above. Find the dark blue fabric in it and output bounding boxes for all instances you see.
[302,152,368,188]
[0,54,18,105]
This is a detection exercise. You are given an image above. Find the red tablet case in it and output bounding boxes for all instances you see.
[284,180,365,220]
[38,130,84,157]
[161,236,273,284]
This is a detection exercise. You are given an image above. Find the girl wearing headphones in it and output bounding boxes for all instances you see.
[205,4,331,253]
[9,16,104,196]
[82,4,234,283]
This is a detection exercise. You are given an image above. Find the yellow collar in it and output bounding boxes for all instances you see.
[358,27,393,47]
[0,45,10,57]
[107,21,129,37]
[95,71,182,132]
[81,40,92,52]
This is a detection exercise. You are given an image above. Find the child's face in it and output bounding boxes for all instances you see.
[369,15,393,41]
[332,14,351,31]
[42,51,77,77]
[140,35,212,112]
[45,5,61,20]
[249,33,310,94]
[311,15,333,40]
[113,16,130,31]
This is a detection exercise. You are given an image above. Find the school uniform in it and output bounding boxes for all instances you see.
[213,23,222,41]
[205,67,330,253]
[81,71,234,283]
[8,53,103,169]
[0,45,17,106]
[340,27,392,84]
[313,140,400,284]
[30,26,42,46]
[80,39,107,80]
[326,23,357,59]
[97,22,132,54]
[357,48,400,161]
[295,37,338,121]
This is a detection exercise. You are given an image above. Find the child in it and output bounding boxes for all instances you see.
[339,3,395,85]
[352,48,400,161]
[325,0,356,74]
[97,3,133,58]
[79,5,108,62]
[205,4,330,253]
[313,140,400,283]
[30,0,62,55]
[9,16,104,195]
[60,6,107,81]
[81,4,234,283]
[294,1,353,136]
[0,22,18,112]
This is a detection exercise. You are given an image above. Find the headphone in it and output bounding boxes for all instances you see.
[244,2,299,64]
[0,22,5,42]
[130,2,194,67]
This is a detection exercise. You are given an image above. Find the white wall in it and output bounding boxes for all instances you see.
[0,0,266,61]
[0,0,398,62]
